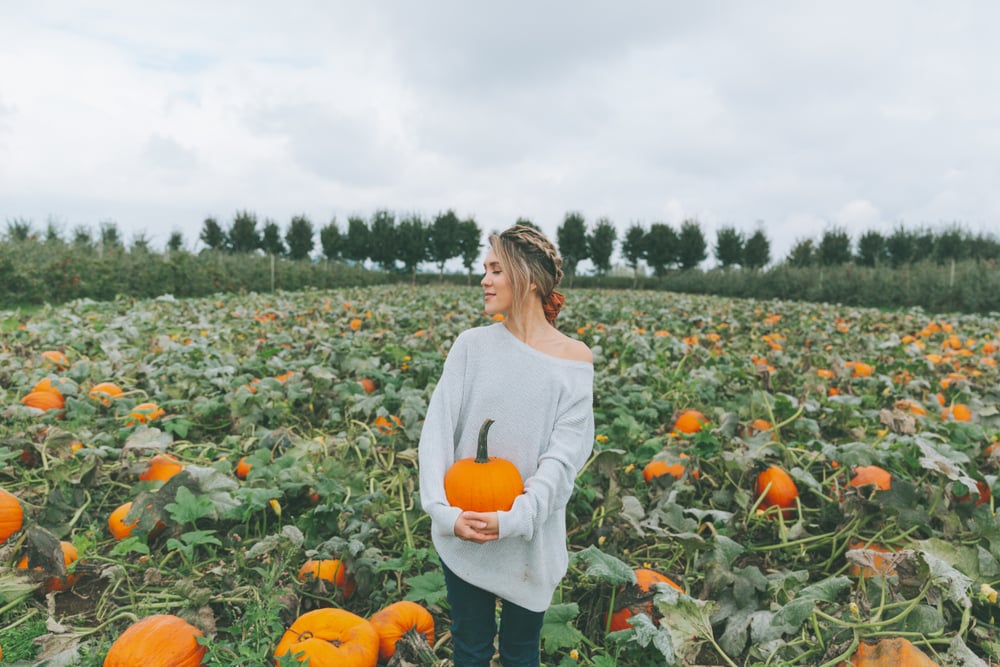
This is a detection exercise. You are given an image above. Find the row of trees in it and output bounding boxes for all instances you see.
[5,213,999,279]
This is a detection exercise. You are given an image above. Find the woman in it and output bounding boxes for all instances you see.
[418,224,594,667]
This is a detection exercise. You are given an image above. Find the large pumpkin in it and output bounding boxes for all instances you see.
[444,419,524,512]
[21,390,65,412]
[0,488,24,544]
[755,465,799,519]
[89,382,124,406]
[139,454,184,483]
[103,614,206,667]
[607,568,684,632]
[274,608,379,666]
[369,601,435,661]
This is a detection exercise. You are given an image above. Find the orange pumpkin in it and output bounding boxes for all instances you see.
[89,382,124,406]
[108,502,140,540]
[845,636,939,666]
[139,454,184,483]
[297,558,356,599]
[942,403,972,422]
[672,409,706,435]
[748,418,773,434]
[849,465,892,491]
[359,378,377,394]
[642,453,699,482]
[607,568,684,632]
[128,402,165,425]
[954,479,992,506]
[235,456,252,480]
[274,608,379,666]
[0,488,24,544]
[847,541,898,578]
[444,419,524,512]
[18,540,79,592]
[755,465,798,518]
[103,614,206,667]
[369,601,435,661]
[41,350,69,368]
[21,390,65,412]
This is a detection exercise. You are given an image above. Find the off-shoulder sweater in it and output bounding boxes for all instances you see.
[418,322,594,613]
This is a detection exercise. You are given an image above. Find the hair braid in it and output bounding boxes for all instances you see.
[492,224,566,324]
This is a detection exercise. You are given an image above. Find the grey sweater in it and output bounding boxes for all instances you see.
[418,322,594,612]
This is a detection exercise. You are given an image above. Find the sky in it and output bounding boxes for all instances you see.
[2,2,1000,269]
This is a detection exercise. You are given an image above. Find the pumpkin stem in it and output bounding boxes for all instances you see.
[475,419,496,464]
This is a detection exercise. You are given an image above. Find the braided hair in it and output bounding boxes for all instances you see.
[489,224,566,324]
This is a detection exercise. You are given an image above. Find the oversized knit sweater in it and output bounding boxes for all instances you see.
[418,322,594,613]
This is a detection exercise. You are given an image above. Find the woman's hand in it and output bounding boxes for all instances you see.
[453,511,499,543]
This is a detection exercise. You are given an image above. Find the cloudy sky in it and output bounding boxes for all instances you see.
[2,2,999,266]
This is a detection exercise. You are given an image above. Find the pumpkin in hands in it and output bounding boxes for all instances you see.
[444,419,524,512]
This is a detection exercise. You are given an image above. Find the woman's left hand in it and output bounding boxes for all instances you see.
[454,511,499,543]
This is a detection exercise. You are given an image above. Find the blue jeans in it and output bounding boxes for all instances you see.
[442,562,546,667]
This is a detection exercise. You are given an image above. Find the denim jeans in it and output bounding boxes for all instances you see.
[442,562,546,667]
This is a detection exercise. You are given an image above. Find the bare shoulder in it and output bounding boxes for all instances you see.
[554,332,593,364]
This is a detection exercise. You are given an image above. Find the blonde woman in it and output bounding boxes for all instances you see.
[419,224,594,667]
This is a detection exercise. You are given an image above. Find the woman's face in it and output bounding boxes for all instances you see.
[481,247,513,315]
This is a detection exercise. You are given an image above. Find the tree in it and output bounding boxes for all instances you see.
[396,213,428,282]
[319,219,342,261]
[369,209,398,271]
[200,217,226,251]
[934,224,967,265]
[166,231,185,253]
[343,215,370,266]
[856,230,888,267]
[228,210,261,254]
[4,217,34,242]
[72,225,94,250]
[44,219,64,245]
[885,225,913,267]
[130,232,151,253]
[644,223,678,277]
[818,227,852,266]
[514,217,539,230]
[556,211,588,284]
[260,219,286,256]
[621,223,647,286]
[786,238,815,267]
[285,214,315,260]
[677,219,707,270]
[457,218,483,283]
[587,217,617,277]
[714,226,744,269]
[743,228,771,270]
[428,210,461,276]
[99,221,123,254]
[912,226,936,263]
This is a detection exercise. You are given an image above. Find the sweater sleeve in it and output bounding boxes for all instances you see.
[498,387,594,541]
[417,335,467,538]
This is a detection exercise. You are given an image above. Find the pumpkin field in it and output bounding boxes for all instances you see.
[3,284,1000,666]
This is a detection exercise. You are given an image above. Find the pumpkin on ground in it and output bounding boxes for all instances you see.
[108,502,140,540]
[235,456,252,480]
[21,390,65,412]
[849,465,892,491]
[642,453,699,482]
[274,608,379,666]
[103,614,206,667]
[844,636,939,666]
[846,541,899,578]
[297,558,356,598]
[17,540,79,592]
[942,403,972,422]
[128,402,166,425]
[139,454,184,483]
[0,488,24,544]
[672,409,706,435]
[369,601,435,662]
[89,382,124,406]
[444,418,524,512]
[755,465,799,518]
[607,568,684,632]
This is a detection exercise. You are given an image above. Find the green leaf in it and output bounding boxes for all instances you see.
[771,576,852,629]
[654,587,721,665]
[403,571,448,607]
[164,485,216,525]
[571,545,636,585]
[541,603,585,653]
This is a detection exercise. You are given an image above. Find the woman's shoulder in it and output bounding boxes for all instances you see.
[547,331,593,364]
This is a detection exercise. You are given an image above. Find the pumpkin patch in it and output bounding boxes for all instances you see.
[1,285,1000,665]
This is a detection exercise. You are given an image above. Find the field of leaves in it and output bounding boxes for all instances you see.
[2,284,1000,666]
